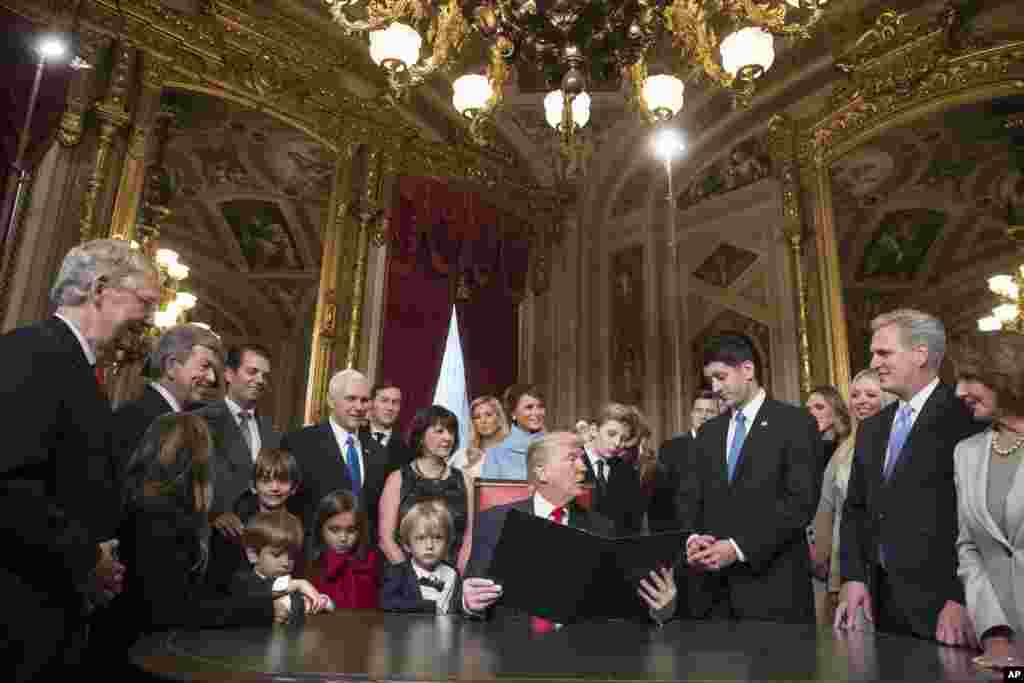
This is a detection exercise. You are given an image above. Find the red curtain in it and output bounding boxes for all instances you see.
[379,177,528,435]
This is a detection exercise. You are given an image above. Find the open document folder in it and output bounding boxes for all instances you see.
[487,509,686,623]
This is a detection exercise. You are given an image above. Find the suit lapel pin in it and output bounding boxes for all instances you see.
[760,421,768,427]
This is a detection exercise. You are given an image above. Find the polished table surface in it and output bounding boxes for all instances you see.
[133,609,1004,682]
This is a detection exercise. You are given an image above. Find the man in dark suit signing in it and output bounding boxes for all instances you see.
[835,308,983,646]
[366,381,416,468]
[0,239,160,681]
[462,431,677,623]
[111,323,221,477]
[283,368,394,548]
[679,333,821,623]
[649,390,721,532]
[197,344,281,540]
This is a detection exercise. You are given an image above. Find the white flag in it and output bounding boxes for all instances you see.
[432,305,472,453]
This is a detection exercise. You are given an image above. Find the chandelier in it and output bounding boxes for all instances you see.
[979,203,1024,333]
[152,248,197,329]
[324,0,828,148]
[980,268,1024,333]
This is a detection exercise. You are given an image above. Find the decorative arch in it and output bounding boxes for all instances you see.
[785,7,1024,396]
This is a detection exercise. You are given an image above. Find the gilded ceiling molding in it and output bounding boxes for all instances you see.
[0,0,566,239]
[789,4,1024,394]
[799,9,1024,169]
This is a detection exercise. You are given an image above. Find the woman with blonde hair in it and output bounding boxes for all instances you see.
[449,395,510,478]
[811,370,895,624]
[949,331,1024,663]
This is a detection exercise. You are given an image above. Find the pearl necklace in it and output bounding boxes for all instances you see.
[991,431,1024,457]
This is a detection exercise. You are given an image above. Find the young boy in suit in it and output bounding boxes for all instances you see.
[208,449,302,593]
[380,499,462,614]
[230,509,327,623]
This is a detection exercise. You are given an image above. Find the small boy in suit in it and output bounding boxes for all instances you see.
[380,499,462,614]
[208,448,302,593]
[230,508,327,623]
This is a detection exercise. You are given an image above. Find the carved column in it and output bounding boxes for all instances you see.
[345,146,391,369]
[108,53,172,242]
[767,115,813,399]
[807,161,851,396]
[80,41,134,242]
[303,143,358,425]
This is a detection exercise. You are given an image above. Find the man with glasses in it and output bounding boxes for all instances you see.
[0,239,160,681]
[649,391,722,532]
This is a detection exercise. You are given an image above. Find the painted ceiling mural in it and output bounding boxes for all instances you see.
[831,93,1024,371]
[155,88,323,339]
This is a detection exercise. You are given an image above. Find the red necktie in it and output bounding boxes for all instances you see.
[530,507,566,634]
[549,507,565,524]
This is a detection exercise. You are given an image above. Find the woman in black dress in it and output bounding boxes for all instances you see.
[378,405,473,572]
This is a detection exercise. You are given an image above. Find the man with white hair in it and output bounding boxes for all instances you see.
[0,239,160,681]
[836,308,984,646]
[283,368,393,548]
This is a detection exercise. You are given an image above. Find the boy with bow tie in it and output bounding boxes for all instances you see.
[381,499,462,614]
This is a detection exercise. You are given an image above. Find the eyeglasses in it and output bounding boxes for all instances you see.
[113,286,160,315]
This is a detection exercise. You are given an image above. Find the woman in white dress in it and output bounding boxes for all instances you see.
[449,395,509,479]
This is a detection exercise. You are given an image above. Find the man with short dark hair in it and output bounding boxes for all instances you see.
[679,333,821,623]
[366,381,414,467]
[649,391,721,532]
[111,324,222,475]
[0,239,160,680]
[194,343,281,540]
[836,308,983,646]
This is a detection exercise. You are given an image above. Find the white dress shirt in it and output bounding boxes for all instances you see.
[329,417,365,484]
[54,313,96,366]
[225,396,261,461]
[371,426,392,446]
[533,492,571,526]
[412,561,457,614]
[896,377,939,433]
[149,381,182,413]
[584,447,608,484]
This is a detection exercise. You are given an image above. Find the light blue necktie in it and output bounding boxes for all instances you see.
[883,404,913,481]
[727,412,747,482]
[345,435,362,498]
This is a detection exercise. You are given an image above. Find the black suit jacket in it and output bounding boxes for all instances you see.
[678,396,821,623]
[282,422,395,547]
[0,317,118,679]
[380,559,463,613]
[192,399,281,518]
[365,427,416,469]
[649,433,694,532]
[112,500,274,648]
[840,381,982,638]
[581,450,645,535]
[111,384,176,479]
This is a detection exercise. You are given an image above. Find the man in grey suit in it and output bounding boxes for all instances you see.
[197,343,281,540]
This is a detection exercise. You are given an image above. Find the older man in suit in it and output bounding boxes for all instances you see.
[649,391,721,532]
[283,369,393,548]
[0,239,160,681]
[836,309,984,646]
[111,324,221,477]
[680,333,821,623]
[463,431,677,623]
[198,344,281,540]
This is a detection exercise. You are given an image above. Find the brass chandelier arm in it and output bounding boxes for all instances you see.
[324,0,413,34]
[405,0,471,86]
[667,0,734,89]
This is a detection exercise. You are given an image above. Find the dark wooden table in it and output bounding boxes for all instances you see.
[132,609,1003,682]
